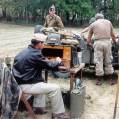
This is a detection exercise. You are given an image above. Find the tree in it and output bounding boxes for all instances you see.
[55,0,95,25]
[0,0,118,26]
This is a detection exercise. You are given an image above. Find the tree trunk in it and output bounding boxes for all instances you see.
[2,8,6,18]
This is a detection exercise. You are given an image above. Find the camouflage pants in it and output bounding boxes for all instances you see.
[94,40,114,76]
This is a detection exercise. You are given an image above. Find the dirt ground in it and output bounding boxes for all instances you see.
[0,23,119,119]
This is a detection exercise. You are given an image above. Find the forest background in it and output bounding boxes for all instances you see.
[0,0,119,26]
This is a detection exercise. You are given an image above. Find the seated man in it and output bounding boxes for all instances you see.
[12,33,70,119]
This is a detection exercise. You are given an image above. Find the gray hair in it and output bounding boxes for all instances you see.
[95,13,104,20]
[89,17,96,24]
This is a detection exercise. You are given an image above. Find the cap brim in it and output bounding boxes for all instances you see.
[33,33,47,42]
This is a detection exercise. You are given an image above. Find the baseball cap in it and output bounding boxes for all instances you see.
[31,33,47,45]
[49,5,55,12]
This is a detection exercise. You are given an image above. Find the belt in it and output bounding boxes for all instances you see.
[94,38,110,41]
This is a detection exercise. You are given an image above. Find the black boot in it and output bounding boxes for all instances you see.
[108,74,116,85]
[52,112,70,119]
[33,107,48,114]
[96,76,103,85]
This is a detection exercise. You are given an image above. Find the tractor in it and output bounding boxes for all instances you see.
[34,25,119,78]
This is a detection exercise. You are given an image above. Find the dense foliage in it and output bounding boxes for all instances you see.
[0,0,118,26]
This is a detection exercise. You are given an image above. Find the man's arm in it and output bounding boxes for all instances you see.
[87,27,93,44]
[36,54,61,71]
[111,30,116,43]
[117,38,119,56]
[81,27,90,34]
[41,59,60,71]
[56,16,64,29]
[110,22,119,56]
[110,23,116,43]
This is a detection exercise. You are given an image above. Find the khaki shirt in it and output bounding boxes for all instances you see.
[89,19,114,40]
[44,14,64,29]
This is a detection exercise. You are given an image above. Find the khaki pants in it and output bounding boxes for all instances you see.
[93,40,114,76]
[20,82,65,114]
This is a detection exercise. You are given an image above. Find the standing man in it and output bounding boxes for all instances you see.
[87,13,116,85]
[12,33,70,119]
[44,5,64,29]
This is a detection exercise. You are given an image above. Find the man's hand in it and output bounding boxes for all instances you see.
[87,42,93,47]
[80,33,84,37]
[87,26,93,45]
[56,57,62,64]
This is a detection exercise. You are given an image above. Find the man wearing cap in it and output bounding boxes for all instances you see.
[87,13,116,85]
[44,5,64,29]
[12,34,70,119]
